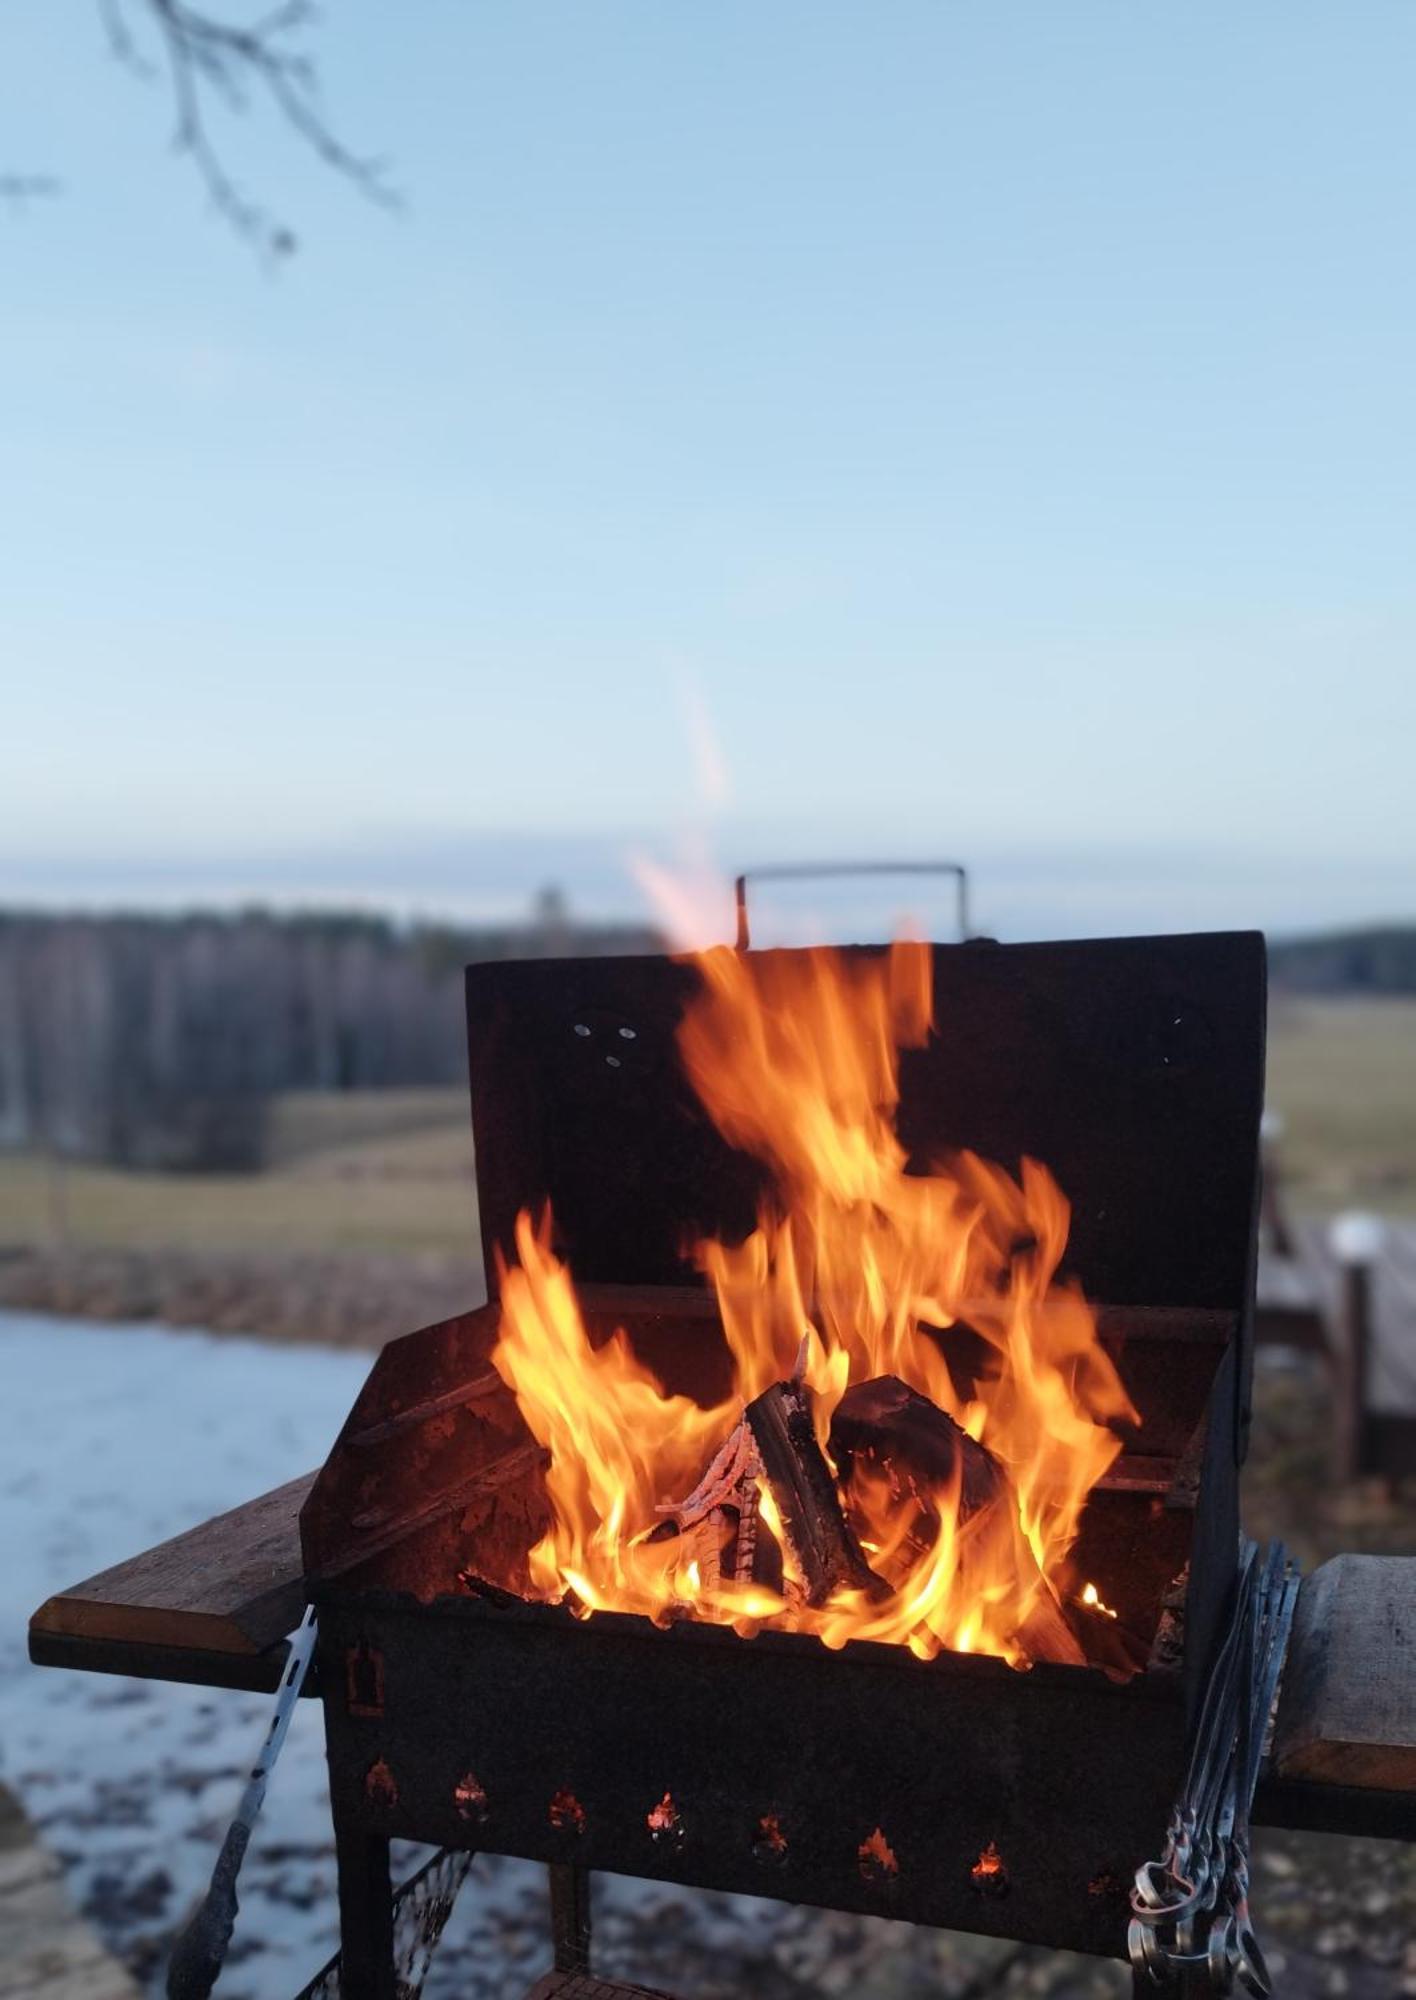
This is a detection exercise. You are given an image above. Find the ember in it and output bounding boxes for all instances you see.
[548,1788,586,1834]
[491,940,1136,1669]
[971,1841,1009,1897]
[646,1792,684,1847]
[858,1827,899,1881]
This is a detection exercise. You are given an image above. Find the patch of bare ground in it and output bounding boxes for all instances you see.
[0,1246,482,1348]
[0,1783,142,2000]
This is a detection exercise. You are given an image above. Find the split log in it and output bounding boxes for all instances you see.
[1065,1597,1150,1681]
[745,1379,888,1606]
[828,1375,1084,1667]
[828,1376,1005,1520]
[1015,1584,1087,1668]
[654,1420,764,1590]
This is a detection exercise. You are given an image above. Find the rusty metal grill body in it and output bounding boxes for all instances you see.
[303,933,1266,1980]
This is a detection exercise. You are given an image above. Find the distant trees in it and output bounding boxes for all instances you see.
[1269,926,1416,996]
[0,901,659,1171]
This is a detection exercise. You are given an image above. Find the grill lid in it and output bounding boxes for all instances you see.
[465,930,1266,1317]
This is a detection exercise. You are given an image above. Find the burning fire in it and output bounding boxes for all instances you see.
[490,940,1136,1668]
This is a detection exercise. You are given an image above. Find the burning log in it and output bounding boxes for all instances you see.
[828,1375,1085,1667]
[1067,1594,1150,1681]
[744,1378,888,1607]
[653,1419,765,1591]
[828,1376,1005,1522]
[1015,1580,1087,1668]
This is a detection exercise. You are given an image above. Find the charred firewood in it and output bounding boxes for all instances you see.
[829,1374,1085,1667]
[1066,1596,1150,1681]
[1015,1584,1087,1668]
[656,1419,764,1590]
[455,1567,524,1611]
[828,1376,1005,1522]
[745,1380,889,1606]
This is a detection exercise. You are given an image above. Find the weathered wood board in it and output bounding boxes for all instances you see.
[29,1472,311,1661]
[1272,1554,1416,1795]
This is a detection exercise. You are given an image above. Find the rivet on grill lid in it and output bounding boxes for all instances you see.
[857,1827,898,1881]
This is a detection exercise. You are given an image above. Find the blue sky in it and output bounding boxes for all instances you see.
[4,4,1414,941]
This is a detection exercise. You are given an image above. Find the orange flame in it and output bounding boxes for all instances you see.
[491,940,1137,1667]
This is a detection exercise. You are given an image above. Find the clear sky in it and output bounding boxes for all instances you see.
[4,4,1414,940]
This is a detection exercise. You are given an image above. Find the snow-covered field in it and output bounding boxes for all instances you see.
[0,1312,613,1996]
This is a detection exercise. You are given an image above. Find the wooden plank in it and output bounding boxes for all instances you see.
[29,1472,312,1661]
[26,1627,309,1697]
[1294,1214,1416,1418]
[1254,1249,1325,1350]
[1271,1553,1416,1796]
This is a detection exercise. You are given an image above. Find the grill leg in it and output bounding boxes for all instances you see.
[335,1825,397,2000]
[549,1862,593,1974]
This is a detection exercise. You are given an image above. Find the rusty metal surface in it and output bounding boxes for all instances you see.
[317,1590,1187,1961]
[300,1304,549,1588]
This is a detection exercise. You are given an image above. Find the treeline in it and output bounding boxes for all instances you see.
[1268,925,1416,996]
[0,897,660,1170]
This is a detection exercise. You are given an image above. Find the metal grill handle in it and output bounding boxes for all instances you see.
[733,861,971,951]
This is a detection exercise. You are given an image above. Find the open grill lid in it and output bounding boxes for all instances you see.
[465,931,1266,1316]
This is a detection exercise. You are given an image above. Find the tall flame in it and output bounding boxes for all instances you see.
[491,940,1137,1666]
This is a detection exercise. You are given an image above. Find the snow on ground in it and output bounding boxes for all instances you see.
[0,1312,377,1993]
[0,1312,585,1996]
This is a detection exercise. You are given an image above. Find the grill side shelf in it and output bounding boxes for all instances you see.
[28,1470,313,1667]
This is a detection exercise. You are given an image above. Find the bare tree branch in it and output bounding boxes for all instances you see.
[99,0,398,258]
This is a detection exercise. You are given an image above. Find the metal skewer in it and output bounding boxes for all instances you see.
[167,1606,320,2000]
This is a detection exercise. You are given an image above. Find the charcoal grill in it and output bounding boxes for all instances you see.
[300,930,1267,1994]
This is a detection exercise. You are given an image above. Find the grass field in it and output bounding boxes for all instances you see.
[1,997,1412,1266]
[1265,994,1416,1215]
[0,1087,477,1259]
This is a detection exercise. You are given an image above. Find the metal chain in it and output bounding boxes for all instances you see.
[293,1847,474,2000]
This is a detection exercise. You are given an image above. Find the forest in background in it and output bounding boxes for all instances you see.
[1267,924,1416,993]
[0,897,659,1170]
[1,909,1409,1176]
